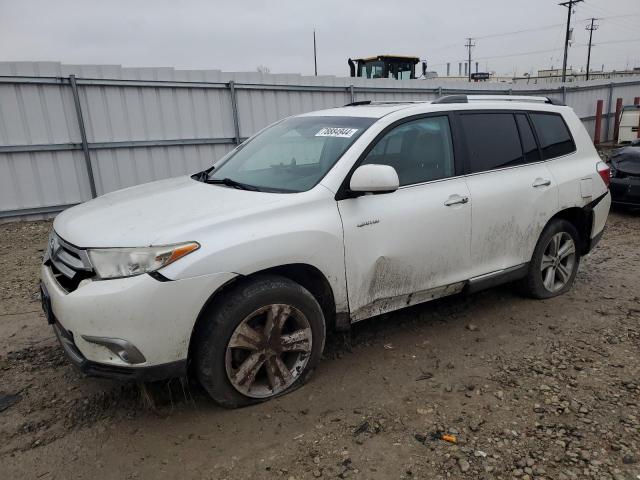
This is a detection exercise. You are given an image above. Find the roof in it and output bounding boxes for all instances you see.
[298,96,569,120]
[353,55,420,63]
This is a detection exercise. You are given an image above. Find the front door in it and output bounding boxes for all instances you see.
[337,115,472,321]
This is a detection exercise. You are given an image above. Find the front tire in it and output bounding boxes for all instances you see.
[194,275,326,408]
[521,219,581,299]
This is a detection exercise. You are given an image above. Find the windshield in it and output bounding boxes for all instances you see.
[357,60,415,79]
[388,61,415,80]
[206,116,376,192]
[359,61,385,79]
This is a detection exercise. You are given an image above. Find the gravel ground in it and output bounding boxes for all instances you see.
[0,211,639,480]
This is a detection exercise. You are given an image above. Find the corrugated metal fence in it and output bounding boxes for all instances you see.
[1,62,639,220]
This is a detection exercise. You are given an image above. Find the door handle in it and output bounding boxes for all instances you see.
[532,178,551,188]
[444,194,469,206]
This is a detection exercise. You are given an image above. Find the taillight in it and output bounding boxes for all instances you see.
[596,161,610,188]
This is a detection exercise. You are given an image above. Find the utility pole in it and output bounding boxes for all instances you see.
[465,38,475,82]
[313,30,318,76]
[559,0,583,83]
[585,18,598,81]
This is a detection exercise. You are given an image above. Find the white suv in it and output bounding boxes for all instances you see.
[40,95,611,407]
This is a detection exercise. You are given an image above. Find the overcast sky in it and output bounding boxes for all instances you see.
[1,0,639,78]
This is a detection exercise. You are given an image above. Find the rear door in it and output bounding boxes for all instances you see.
[457,111,559,277]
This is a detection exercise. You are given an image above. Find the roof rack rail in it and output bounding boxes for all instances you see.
[343,100,429,107]
[432,94,565,106]
[431,94,468,104]
[344,100,372,106]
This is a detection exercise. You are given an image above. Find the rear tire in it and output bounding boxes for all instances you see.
[194,275,326,408]
[521,219,581,299]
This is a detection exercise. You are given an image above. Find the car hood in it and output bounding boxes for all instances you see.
[54,176,290,247]
[611,147,640,176]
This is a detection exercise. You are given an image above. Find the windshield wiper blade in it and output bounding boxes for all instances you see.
[204,177,260,191]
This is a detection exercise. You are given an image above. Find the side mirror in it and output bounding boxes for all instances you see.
[349,164,399,194]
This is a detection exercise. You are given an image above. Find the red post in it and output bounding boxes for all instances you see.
[594,99,603,145]
[613,98,623,143]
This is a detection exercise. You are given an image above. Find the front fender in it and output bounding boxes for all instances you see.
[159,198,348,313]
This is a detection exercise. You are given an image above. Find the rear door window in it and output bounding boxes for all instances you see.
[529,113,576,159]
[459,113,524,173]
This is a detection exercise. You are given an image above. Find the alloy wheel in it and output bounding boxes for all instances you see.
[540,232,576,293]
[224,304,312,398]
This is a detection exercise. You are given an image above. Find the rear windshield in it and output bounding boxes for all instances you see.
[207,116,376,192]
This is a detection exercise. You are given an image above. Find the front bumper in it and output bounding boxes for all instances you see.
[41,263,236,379]
[52,318,187,381]
[610,176,640,206]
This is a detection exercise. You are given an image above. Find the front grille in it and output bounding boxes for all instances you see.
[44,232,94,292]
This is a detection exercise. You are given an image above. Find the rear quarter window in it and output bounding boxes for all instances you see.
[529,113,576,159]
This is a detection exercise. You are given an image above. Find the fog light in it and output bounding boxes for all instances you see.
[81,335,146,364]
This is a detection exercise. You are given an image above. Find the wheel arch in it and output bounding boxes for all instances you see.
[187,263,341,368]
[544,207,593,255]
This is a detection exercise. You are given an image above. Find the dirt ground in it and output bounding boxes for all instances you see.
[1,211,639,480]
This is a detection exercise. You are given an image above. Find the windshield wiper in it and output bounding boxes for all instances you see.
[204,177,260,191]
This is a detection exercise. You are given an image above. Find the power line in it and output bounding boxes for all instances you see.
[430,4,639,76]
[580,13,640,22]
[585,18,599,80]
[601,18,638,35]
[435,37,639,75]
[589,14,637,34]
[580,4,638,31]
[473,23,563,40]
[581,1,637,21]
[548,17,569,68]
[429,21,567,54]
[577,37,640,46]
[559,0,584,82]
[474,47,563,61]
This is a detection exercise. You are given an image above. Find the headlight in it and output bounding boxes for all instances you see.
[88,242,199,279]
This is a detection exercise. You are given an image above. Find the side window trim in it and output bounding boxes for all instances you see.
[451,110,471,175]
[514,112,543,163]
[335,112,463,200]
[524,112,544,159]
[513,113,526,162]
